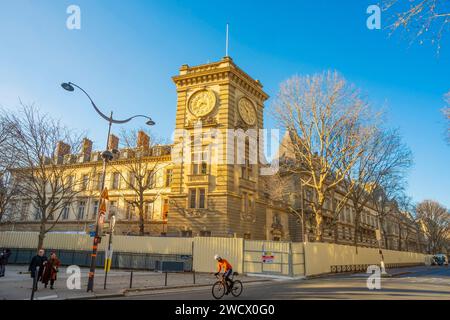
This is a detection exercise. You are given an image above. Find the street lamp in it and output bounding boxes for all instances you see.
[61,81,155,292]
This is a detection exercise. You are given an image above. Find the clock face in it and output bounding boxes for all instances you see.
[238,97,257,126]
[188,89,217,117]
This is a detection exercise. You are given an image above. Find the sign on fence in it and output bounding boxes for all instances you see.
[262,252,275,263]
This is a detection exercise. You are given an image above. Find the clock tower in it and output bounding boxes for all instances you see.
[167,56,271,239]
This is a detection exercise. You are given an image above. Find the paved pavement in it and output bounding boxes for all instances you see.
[2,265,449,300]
[115,266,450,300]
[0,265,266,300]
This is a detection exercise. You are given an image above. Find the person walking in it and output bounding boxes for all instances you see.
[41,252,60,289]
[0,249,12,277]
[29,249,47,290]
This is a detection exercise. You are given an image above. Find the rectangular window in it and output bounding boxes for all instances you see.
[247,160,253,179]
[81,175,89,191]
[34,207,41,221]
[92,201,99,220]
[191,150,208,175]
[20,201,30,221]
[126,203,134,220]
[77,201,86,220]
[165,169,173,187]
[62,206,70,220]
[96,173,103,190]
[109,201,117,219]
[189,189,197,209]
[66,175,74,190]
[145,202,154,220]
[199,188,206,209]
[162,199,169,220]
[112,172,120,190]
[129,172,136,188]
[147,171,155,189]
[188,188,206,209]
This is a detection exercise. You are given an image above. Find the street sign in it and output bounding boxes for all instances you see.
[262,251,275,263]
[89,231,96,237]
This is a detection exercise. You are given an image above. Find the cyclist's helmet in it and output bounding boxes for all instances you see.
[214,254,221,261]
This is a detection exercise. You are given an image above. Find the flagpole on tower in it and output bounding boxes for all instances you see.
[225,23,229,57]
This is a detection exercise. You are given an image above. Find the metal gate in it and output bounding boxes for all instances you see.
[243,240,291,276]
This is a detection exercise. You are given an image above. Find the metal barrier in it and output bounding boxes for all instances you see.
[7,248,193,271]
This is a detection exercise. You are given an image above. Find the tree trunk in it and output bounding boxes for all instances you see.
[315,212,323,242]
[37,223,46,251]
[353,213,360,254]
[138,206,145,236]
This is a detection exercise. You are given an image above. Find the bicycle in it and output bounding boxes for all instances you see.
[212,272,243,299]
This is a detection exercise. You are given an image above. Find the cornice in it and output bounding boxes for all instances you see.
[172,60,269,102]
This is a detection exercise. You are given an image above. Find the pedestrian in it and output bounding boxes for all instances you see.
[29,249,47,290]
[41,252,60,289]
[0,249,12,277]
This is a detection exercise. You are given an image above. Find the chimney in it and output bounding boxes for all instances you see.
[56,141,71,158]
[55,141,71,164]
[108,134,119,151]
[137,130,149,149]
[82,138,93,158]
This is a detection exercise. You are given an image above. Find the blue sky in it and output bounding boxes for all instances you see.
[0,0,449,207]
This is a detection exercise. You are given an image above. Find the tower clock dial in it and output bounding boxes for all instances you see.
[238,97,257,126]
[188,89,217,117]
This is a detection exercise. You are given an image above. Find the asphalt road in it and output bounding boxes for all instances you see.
[114,266,450,300]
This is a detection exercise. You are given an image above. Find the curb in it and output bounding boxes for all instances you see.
[65,290,127,300]
[65,279,272,300]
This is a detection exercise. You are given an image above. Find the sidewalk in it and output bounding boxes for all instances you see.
[0,265,270,300]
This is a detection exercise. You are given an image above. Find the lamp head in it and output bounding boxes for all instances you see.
[61,82,74,92]
[146,118,156,126]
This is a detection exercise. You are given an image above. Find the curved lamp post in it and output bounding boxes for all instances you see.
[61,81,155,292]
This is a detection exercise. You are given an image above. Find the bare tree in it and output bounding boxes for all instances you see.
[415,199,450,254]
[391,193,415,251]
[383,0,450,51]
[372,182,404,249]
[343,128,413,251]
[110,129,169,236]
[273,71,371,242]
[6,104,83,250]
[263,171,308,241]
[0,112,21,221]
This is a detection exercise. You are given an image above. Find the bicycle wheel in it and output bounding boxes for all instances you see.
[212,281,226,299]
[230,280,243,297]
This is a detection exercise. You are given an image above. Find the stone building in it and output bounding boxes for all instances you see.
[2,57,291,240]
[1,57,426,252]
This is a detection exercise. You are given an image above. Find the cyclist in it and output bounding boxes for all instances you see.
[214,254,233,294]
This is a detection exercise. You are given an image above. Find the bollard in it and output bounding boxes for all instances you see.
[165,272,168,286]
[129,271,133,289]
[30,269,38,300]
[193,270,196,284]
